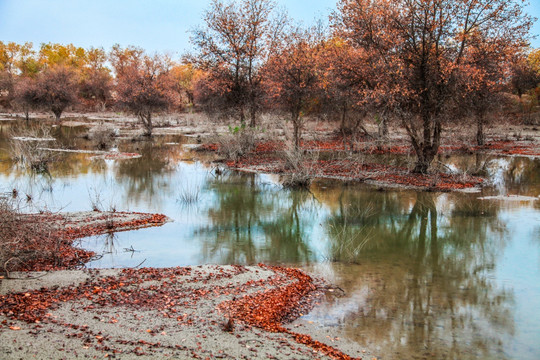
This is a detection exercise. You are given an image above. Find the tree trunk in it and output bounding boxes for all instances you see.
[409,115,441,174]
[412,156,432,174]
[340,105,353,152]
[53,111,61,122]
[293,113,300,151]
[476,115,485,146]
[378,114,388,139]
[377,114,388,151]
[186,91,194,107]
[139,112,153,136]
[239,108,245,124]
[340,105,347,134]
[249,90,257,127]
[146,113,152,136]
[249,101,256,128]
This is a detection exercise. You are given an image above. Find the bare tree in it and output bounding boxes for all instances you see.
[190,0,286,126]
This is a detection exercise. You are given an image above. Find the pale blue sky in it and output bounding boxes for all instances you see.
[0,0,539,58]
[0,0,335,57]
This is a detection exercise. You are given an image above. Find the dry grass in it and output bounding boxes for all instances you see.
[281,145,322,189]
[177,183,201,204]
[214,126,258,161]
[0,194,56,275]
[9,126,58,173]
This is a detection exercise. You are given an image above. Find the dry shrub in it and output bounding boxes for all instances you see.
[215,126,258,161]
[281,146,321,189]
[9,126,57,173]
[0,195,57,275]
[88,124,117,150]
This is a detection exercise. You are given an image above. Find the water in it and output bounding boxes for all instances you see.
[1,122,539,359]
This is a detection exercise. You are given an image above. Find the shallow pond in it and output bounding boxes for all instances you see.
[1,122,539,359]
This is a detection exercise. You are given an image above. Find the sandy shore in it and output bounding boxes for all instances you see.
[1,210,367,359]
[0,265,366,360]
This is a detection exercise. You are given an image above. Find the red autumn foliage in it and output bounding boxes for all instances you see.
[0,264,356,359]
[111,45,175,136]
[333,0,533,173]
[0,210,168,273]
[33,65,79,121]
[221,264,359,359]
[263,27,322,148]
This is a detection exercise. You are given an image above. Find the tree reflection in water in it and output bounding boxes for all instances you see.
[115,141,177,208]
[307,190,513,360]
[197,173,317,264]
[261,189,316,264]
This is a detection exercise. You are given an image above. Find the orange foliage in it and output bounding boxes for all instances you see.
[333,0,533,172]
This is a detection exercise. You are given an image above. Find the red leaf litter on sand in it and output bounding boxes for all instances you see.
[0,265,359,359]
[221,264,360,360]
[6,212,169,272]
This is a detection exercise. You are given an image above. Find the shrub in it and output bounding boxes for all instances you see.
[281,147,321,189]
[215,124,258,161]
[88,125,117,150]
[9,126,57,173]
[0,195,55,275]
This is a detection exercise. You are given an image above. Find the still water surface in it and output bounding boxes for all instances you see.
[1,124,539,359]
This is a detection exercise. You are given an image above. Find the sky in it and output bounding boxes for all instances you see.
[0,0,539,58]
[0,0,335,57]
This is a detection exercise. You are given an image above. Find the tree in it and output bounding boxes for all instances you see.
[16,42,41,78]
[334,0,532,173]
[79,47,112,111]
[38,43,87,69]
[190,0,285,126]
[319,37,374,140]
[263,27,321,149]
[13,76,38,121]
[113,48,174,136]
[0,71,11,108]
[460,32,523,145]
[529,48,540,76]
[79,68,112,111]
[510,51,540,124]
[170,63,204,111]
[0,41,29,108]
[511,50,540,98]
[109,44,144,78]
[33,65,79,121]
